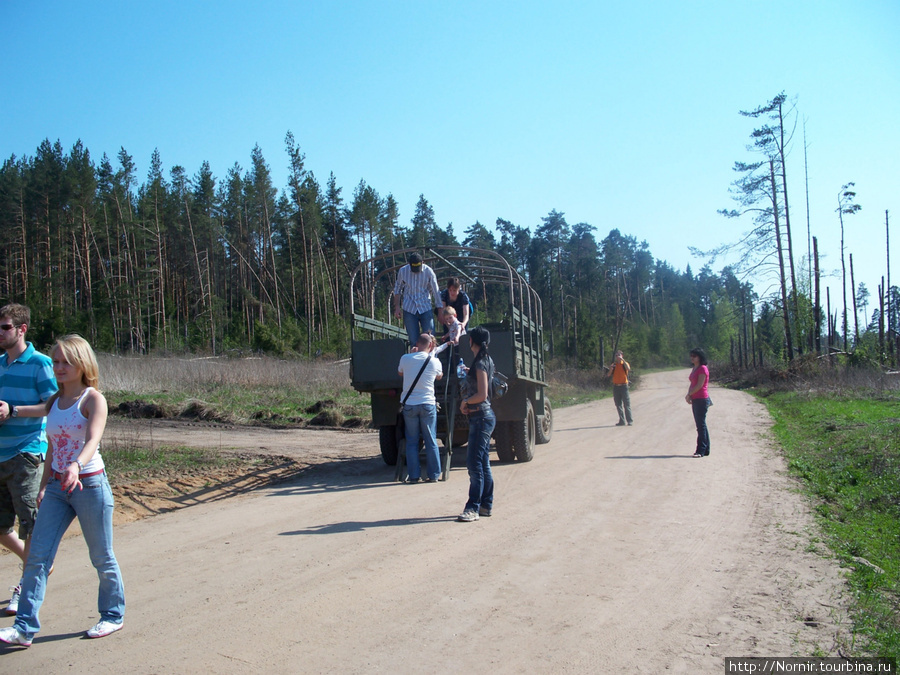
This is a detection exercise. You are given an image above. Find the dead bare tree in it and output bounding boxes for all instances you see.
[836,183,862,352]
[742,93,802,354]
[770,160,794,360]
[850,253,859,347]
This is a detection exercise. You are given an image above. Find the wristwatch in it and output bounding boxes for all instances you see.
[10,405,17,418]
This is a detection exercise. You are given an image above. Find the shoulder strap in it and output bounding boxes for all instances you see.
[76,387,94,416]
[402,356,432,405]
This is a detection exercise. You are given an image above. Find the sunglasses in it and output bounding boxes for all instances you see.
[0,324,20,331]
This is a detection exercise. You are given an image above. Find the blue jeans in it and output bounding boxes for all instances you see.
[403,310,434,346]
[692,398,710,456]
[14,472,125,638]
[465,408,496,511]
[403,403,440,481]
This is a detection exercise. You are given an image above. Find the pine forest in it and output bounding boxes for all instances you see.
[0,95,895,370]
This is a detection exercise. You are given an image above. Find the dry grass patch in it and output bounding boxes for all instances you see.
[98,354,367,426]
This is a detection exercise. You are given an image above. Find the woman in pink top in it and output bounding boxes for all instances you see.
[685,347,710,458]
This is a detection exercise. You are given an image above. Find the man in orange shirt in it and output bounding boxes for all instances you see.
[607,350,633,426]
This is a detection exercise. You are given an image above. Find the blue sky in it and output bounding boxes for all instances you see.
[2,1,898,324]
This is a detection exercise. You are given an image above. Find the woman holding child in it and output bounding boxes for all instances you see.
[440,277,471,333]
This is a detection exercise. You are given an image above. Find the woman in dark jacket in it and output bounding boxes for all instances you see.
[457,326,496,521]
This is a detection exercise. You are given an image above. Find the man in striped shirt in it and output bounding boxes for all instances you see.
[0,304,57,616]
[393,252,441,347]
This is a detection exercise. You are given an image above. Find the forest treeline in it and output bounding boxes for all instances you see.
[0,94,895,369]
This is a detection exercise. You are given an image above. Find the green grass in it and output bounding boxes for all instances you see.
[102,444,245,482]
[759,390,900,657]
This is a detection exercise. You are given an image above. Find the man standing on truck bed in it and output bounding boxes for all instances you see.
[393,252,441,347]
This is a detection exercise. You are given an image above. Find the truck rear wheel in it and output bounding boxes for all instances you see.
[536,397,553,445]
[512,399,536,462]
[493,422,515,462]
[379,424,401,466]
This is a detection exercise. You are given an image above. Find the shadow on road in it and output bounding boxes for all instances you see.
[280,515,456,536]
[268,455,438,496]
[604,455,693,460]
[269,447,490,496]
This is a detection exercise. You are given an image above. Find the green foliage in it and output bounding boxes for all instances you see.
[762,391,900,656]
[1,134,831,371]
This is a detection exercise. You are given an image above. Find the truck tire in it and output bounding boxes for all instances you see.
[493,422,515,462]
[512,399,536,462]
[536,397,553,445]
[379,424,400,466]
[450,407,469,447]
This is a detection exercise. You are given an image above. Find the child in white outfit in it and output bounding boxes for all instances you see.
[441,306,465,345]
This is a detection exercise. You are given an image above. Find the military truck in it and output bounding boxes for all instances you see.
[349,246,552,478]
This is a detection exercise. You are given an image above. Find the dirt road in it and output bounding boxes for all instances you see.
[0,370,849,673]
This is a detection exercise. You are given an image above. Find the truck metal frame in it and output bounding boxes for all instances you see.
[350,246,553,478]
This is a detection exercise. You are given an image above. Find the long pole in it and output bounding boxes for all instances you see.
[814,237,821,354]
[850,253,859,346]
[887,210,893,365]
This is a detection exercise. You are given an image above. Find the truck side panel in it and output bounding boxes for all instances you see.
[371,390,402,428]
[351,339,406,391]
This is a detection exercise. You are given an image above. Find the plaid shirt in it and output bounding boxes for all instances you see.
[393,263,440,315]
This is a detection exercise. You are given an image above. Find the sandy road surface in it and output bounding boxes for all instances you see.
[1,370,849,673]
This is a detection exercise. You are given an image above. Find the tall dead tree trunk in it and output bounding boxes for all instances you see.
[836,185,861,353]
[741,288,749,369]
[775,102,802,356]
[850,253,860,347]
[769,160,793,361]
[879,279,885,361]
[886,210,893,366]
[185,199,214,352]
[813,237,822,354]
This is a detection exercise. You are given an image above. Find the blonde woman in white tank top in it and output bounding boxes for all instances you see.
[0,335,125,648]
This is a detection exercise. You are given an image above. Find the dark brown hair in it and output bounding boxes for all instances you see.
[0,303,30,327]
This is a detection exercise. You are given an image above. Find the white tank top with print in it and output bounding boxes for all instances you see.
[45,387,105,474]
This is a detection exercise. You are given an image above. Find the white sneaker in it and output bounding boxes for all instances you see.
[86,620,124,639]
[0,625,31,647]
[457,509,479,522]
[5,583,21,616]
